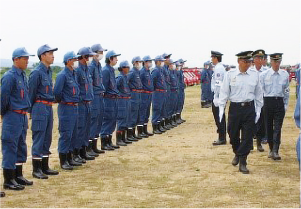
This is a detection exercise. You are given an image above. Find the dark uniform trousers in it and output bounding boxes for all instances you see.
[212,104,226,141]
[228,101,255,156]
[254,107,266,141]
[117,97,131,131]
[77,102,91,148]
[263,97,285,146]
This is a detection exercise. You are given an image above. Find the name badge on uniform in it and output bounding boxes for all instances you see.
[215,80,221,86]
[230,77,236,86]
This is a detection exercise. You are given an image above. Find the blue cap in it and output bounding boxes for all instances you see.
[154,55,165,61]
[162,53,172,59]
[175,61,181,66]
[132,56,143,64]
[106,50,121,59]
[77,47,97,56]
[177,58,187,63]
[91,44,107,52]
[204,61,211,66]
[119,60,130,68]
[37,44,58,56]
[63,51,80,63]
[168,59,177,64]
[12,47,35,59]
[142,55,153,62]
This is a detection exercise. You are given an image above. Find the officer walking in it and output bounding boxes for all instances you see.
[219,51,263,174]
[139,55,155,136]
[176,59,186,124]
[151,55,167,134]
[201,61,214,108]
[250,49,266,152]
[128,56,147,139]
[100,50,121,150]
[28,44,59,179]
[211,51,227,146]
[116,61,134,146]
[75,47,96,161]
[260,53,290,160]
[1,47,34,191]
[88,44,107,155]
[54,51,81,170]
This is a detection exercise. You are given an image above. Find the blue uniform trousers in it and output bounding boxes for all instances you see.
[201,83,213,101]
[31,103,53,158]
[58,104,78,154]
[1,111,28,169]
[101,97,117,136]
[297,135,300,168]
[162,89,170,119]
[78,102,91,148]
[139,93,152,124]
[129,92,141,127]
[169,90,178,116]
[177,89,185,113]
[117,98,131,131]
[152,91,165,125]
[90,94,104,139]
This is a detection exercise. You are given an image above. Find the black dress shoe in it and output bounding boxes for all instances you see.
[0,191,5,197]
[232,155,239,166]
[212,139,226,146]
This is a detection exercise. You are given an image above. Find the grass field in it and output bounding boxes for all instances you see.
[0,82,300,208]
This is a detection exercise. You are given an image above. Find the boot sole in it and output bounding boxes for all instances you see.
[3,185,25,190]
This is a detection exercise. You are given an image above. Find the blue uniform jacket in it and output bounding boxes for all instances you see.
[151,66,167,91]
[1,66,31,115]
[116,72,131,97]
[128,67,143,90]
[177,70,185,90]
[102,64,119,96]
[28,62,54,111]
[163,65,171,89]
[53,66,80,103]
[140,67,154,92]
[88,59,105,95]
[75,63,94,102]
[170,70,179,91]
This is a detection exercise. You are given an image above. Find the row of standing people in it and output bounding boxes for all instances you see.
[201,50,291,174]
[0,44,187,196]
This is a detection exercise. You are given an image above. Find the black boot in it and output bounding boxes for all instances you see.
[116,131,127,146]
[80,146,95,160]
[122,130,132,144]
[67,152,82,166]
[212,139,226,146]
[231,155,239,166]
[92,139,105,154]
[171,115,178,127]
[3,169,25,190]
[179,113,186,123]
[42,157,59,175]
[127,128,139,142]
[86,140,99,157]
[271,143,281,160]
[176,113,182,124]
[59,153,73,170]
[108,135,120,149]
[153,123,162,134]
[144,124,154,136]
[163,119,171,130]
[32,159,48,179]
[101,136,115,150]
[73,148,86,164]
[137,125,148,138]
[159,121,167,132]
[239,156,249,174]
[257,139,264,152]
[133,127,142,139]
[15,164,33,185]
[0,191,5,197]
[268,142,273,158]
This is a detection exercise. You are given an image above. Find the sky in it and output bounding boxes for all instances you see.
[0,0,300,67]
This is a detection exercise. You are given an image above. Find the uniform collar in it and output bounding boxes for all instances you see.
[106,64,115,72]
[64,66,75,76]
[91,59,100,67]
[12,65,23,76]
[38,62,51,73]
[79,62,88,70]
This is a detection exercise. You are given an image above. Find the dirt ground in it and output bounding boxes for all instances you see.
[0,83,300,208]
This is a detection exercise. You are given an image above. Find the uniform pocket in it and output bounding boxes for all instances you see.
[31,115,47,131]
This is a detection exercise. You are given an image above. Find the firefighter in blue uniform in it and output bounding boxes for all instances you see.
[295,90,300,168]
[1,47,34,191]
[201,61,214,108]
[100,50,121,150]
[116,60,134,146]
[176,59,187,123]
[162,53,172,130]
[139,55,155,136]
[88,44,107,155]
[75,47,96,161]
[151,55,167,134]
[54,51,81,170]
[28,44,59,179]
[168,59,179,126]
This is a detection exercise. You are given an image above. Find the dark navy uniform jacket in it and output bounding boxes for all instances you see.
[75,63,94,102]
[102,64,119,96]
[140,67,154,92]
[177,70,185,90]
[116,72,131,97]
[28,62,54,111]
[163,65,171,89]
[170,70,179,91]
[151,66,167,91]
[128,67,143,90]
[88,59,105,95]
[53,66,80,103]
[1,66,31,115]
